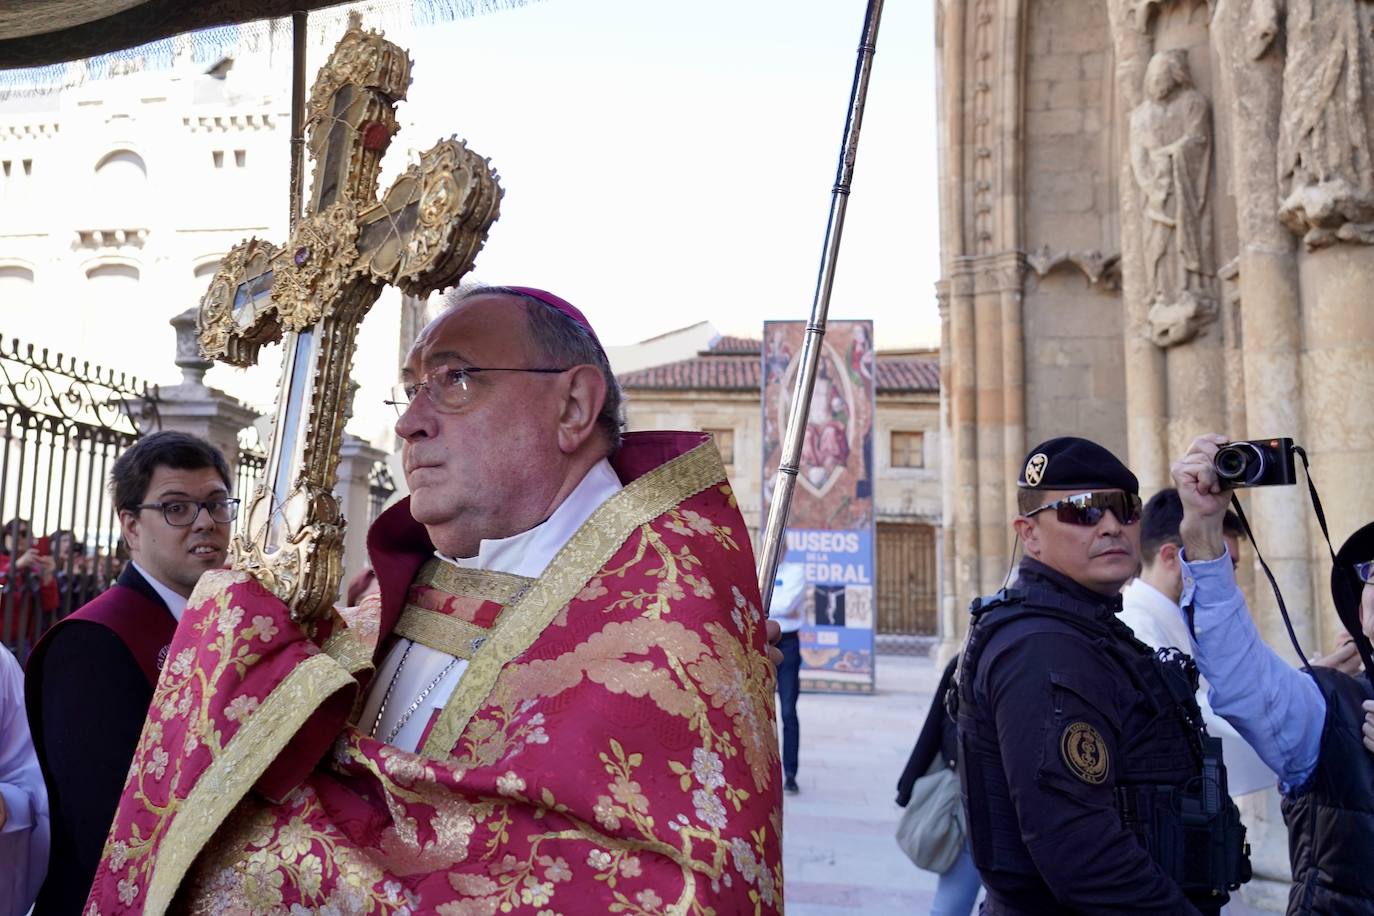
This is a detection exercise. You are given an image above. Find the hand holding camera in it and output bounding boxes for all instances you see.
[1173,433,1234,563]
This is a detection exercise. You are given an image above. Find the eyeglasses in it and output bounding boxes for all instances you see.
[1024,491,1143,527]
[1355,560,1374,585]
[130,498,240,527]
[385,365,570,416]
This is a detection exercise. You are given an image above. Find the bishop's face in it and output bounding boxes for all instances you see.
[395,294,572,558]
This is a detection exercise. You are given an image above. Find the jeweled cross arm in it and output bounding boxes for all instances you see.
[196,18,502,625]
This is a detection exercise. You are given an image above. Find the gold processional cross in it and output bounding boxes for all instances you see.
[197,18,501,626]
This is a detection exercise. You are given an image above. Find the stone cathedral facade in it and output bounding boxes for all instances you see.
[934,0,1374,903]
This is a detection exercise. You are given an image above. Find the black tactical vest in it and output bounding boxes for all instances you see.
[955,579,1248,912]
[1281,667,1374,915]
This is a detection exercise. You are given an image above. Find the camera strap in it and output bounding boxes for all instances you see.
[1230,446,1374,689]
[1227,495,1312,673]
[1293,447,1374,690]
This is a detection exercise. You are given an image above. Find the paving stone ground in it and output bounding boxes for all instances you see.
[780,653,952,914]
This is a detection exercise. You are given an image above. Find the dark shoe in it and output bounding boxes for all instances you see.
[784,776,799,795]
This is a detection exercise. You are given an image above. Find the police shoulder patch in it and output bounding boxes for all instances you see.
[1025,452,1049,487]
[1060,721,1109,784]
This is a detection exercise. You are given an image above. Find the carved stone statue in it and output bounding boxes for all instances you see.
[1129,49,1216,346]
[1249,0,1374,248]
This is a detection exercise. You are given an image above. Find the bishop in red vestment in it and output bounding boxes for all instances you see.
[85,288,783,915]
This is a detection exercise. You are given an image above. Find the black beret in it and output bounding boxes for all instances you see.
[1331,521,1374,654]
[1018,436,1139,495]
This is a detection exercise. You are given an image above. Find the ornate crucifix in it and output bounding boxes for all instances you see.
[198,17,501,625]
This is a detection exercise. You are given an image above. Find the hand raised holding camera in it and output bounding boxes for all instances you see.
[1172,433,1231,562]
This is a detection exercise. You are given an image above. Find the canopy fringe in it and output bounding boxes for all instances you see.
[0,0,535,100]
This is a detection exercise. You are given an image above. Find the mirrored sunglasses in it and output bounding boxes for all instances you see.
[1025,491,1143,527]
[1354,560,1374,585]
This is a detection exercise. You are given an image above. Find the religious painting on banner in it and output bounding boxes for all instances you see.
[762,320,876,693]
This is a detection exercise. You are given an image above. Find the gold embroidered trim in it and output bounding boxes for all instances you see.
[322,626,373,676]
[395,606,492,660]
[421,440,727,757]
[144,653,355,915]
[416,559,533,602]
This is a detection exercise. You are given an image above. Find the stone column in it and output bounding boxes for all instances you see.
[126,308,260,481]
[994,253,1026,525]
[973,259,1008,595]
[335,433,388,587]
[947,261,980,646]
[935,280,961,663]
[1297,247,1374,649]
[1107,0,1171,493]
[1211,0,1313,656]
[1212,3,1311,905]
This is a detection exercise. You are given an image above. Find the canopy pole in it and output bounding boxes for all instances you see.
[288,10,308,232]
[756,0,885,613]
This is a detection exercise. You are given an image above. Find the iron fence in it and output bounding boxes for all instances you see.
[236,427,268,539]
[0,337,159,658]
[368,459,395,525]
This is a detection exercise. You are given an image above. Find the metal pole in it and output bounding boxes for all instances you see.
[288,10,308,232]
[757,0,885,612]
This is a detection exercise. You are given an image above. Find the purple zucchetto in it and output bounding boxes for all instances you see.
[506,286,603,352]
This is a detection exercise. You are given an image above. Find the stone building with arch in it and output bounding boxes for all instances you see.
[935,0,1374,904]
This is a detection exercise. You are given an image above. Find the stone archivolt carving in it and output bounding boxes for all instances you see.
[1126,0,1215,34]
[1249,0,1374,249]
[1129,50,1217,347]
[1026,245,1122,290]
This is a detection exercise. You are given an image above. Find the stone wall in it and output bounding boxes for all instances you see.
[1021,274,1127,458]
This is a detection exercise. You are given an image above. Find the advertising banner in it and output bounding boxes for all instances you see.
[761,320,876,693]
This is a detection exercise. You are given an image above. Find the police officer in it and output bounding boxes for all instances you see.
[955,437,1249,915]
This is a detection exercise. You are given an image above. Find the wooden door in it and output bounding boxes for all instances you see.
[876,521,937,636]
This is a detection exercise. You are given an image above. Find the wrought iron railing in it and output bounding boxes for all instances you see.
[0,337,160,656]
[235,426,268,538]
[368,459,396,525]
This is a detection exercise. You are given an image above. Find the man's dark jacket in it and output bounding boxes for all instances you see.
[25,564,176,915]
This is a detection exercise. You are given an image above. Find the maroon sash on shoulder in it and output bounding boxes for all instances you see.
[31,584,175,687]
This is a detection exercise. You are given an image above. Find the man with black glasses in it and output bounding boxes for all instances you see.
[25,430,235,914]
[955,436,1249,915]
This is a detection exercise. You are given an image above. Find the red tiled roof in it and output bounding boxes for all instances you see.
[709,335,763,355]
[619,354,762,391]
[876,359,941,392]
[618,336,939,393]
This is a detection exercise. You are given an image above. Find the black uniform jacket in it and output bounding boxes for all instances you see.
[25,564,175,916]
[958,558,1201,915]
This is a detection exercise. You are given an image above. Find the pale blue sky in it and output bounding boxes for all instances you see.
[393,0,940,349]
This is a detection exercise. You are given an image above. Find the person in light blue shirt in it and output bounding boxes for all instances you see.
[1173,433,1374,914]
